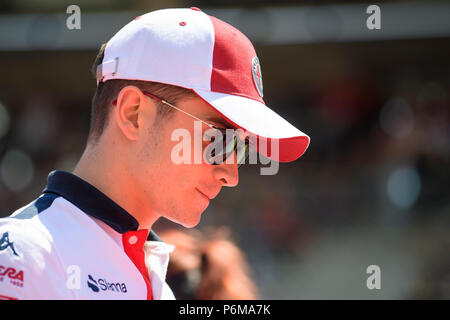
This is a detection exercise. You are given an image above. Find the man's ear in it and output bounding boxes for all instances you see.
[114,86,156,141]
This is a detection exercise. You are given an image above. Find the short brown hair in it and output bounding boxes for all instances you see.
[88,43,196,144]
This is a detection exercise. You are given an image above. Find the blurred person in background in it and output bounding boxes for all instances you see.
[161,227,259,300]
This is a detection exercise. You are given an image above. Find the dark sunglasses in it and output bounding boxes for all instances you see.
[113,91,251,168]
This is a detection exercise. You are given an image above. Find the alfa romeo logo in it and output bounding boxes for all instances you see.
[252,56,264,98]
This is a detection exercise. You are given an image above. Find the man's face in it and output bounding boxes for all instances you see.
[128,94,239,228]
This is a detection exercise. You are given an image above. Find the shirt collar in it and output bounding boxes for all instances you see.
[42,170,161,241]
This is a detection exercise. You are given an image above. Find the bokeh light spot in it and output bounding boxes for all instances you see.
[386,167,421,209]
[1,149,35,192]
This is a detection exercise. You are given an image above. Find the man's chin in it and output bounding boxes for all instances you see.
[178,201,210,228]
[164,210,204,229]
[180,220,201,228]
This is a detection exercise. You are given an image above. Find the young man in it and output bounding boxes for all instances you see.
[0,8,309,299]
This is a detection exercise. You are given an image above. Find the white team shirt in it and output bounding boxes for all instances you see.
[0,170,175,300]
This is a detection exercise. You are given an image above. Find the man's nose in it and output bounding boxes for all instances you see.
[213,161,239,187]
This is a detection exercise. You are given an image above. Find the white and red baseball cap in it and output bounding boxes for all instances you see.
[97,7,310,162]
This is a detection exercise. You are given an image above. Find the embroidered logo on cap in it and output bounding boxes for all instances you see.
[252,57,264,98]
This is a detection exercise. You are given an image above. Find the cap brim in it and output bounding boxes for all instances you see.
[193,89,310,162]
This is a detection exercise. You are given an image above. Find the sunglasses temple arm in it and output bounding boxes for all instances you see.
[144,92,216,128]
[143,92,164,102]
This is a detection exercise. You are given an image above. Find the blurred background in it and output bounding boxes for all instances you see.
[0,0,449,299]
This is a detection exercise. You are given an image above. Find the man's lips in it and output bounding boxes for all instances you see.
[196,188,219,201]
[196,189,210,202]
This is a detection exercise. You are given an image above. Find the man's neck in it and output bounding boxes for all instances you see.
[73,145,159,231]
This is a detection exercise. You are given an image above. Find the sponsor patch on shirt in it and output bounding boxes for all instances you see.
[0,232,19,256]
[0,264,24,288]
[87,274,127,293]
